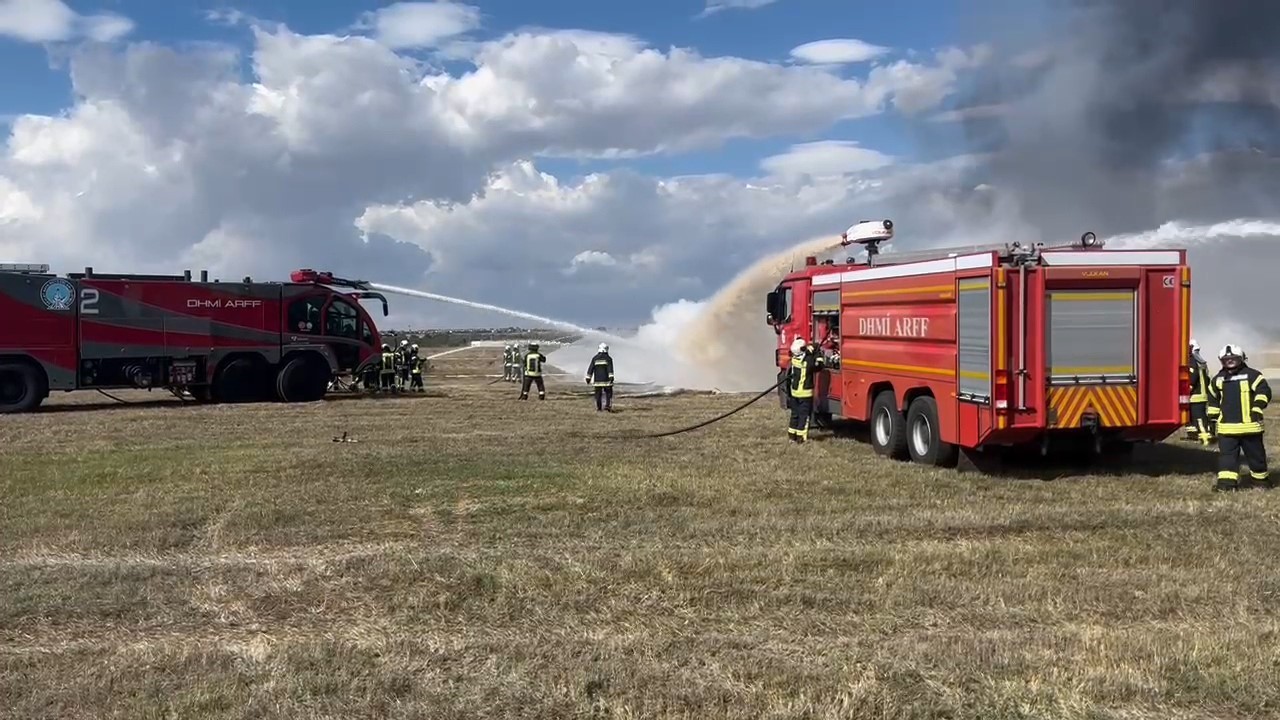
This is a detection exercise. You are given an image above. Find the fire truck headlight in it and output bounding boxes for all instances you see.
[1080,231,1098,247]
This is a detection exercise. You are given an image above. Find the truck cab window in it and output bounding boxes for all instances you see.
[361,320,375,347]
[288,296,324,334]
[326,297,360,340]
[781,286,793,322]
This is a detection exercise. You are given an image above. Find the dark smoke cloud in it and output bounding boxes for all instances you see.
[959,0,1280,239]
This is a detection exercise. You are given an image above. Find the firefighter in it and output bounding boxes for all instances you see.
[787,336,826,443]
[1206,343,1273,492]
[1186,338,1212,445]
[504,343,517,382]
[409,343,425,392]
[397,339,411,390]
[379,343,397,392]
[586,342,615,412]
[519,342,547,400]
[362,355,378,393]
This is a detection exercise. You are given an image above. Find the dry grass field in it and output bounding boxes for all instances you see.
[3,347,1280,719]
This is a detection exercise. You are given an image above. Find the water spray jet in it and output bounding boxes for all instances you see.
[367,282,628,345]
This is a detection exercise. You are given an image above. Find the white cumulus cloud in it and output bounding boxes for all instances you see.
[0,0,132,43]
[355,1,481,50]
[0,20,987,328]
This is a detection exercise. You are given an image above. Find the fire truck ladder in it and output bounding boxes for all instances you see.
[855,231,1102,269]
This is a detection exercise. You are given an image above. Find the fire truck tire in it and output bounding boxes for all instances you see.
[906,396,959,468]
[0,361,46,413]
[870,390,909,460]
[276,355,329,403]
[212,357,265,404]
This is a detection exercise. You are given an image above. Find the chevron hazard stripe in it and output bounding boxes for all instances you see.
[1047,384,1138,428]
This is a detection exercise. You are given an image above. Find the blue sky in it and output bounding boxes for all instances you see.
[1,0,1041,178]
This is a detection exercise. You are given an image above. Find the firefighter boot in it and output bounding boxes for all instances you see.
[1214,478,1239,493]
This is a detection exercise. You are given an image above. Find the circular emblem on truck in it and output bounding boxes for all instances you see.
[39,278,74,310]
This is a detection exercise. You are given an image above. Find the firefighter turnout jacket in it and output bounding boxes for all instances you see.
[1207,365,1271,435]
[788,345,826,399]
[524,351,546,377]
[587,352,614,387]
[381,349,396,374]
[1190,362,1210,404]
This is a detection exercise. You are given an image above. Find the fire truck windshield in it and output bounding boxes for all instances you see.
[330,293,381,348]
[326,296,360,340]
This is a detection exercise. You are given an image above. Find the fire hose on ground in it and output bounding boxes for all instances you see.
[596,377,785,439]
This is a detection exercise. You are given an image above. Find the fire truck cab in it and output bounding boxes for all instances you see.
[0,264,390,413]
[767,221,1191,467]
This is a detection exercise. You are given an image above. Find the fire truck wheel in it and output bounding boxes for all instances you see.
[0,361,46,413]
[870,390,909,460]
[906,396,959,468]
[212,357,263,404]
[276,355,329,403]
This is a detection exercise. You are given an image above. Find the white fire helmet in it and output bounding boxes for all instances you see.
[1189,338,1200,352]
[400,339,408,346]
[1219,343,1246,361]
[598,342,609,353]
[790,337,807,355]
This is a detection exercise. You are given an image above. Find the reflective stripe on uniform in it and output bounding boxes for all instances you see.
[591,358,613,386]
[790,356,812,398]
[524,354,543,376]
[789,349,823,399]
[1207,367,1270,435]
[788,417,811,440]
[1252,374,1269,414]
[1190,364,1209,403]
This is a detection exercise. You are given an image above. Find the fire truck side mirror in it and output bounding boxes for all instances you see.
[765,290,780,324]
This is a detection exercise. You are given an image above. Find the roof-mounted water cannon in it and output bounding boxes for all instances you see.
[290,268,372,291]
[290,268,388,316]
[841,219,894,261]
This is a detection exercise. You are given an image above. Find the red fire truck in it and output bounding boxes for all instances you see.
[767,221,1191,466]
[0,264,390,413]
